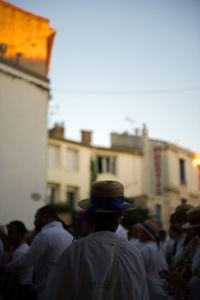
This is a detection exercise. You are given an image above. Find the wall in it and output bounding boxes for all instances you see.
[0,62,49,228]
[47,138,92,207]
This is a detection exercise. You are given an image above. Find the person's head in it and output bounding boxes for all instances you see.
[7,220,28,246]
[182,205,200,236]
[128,224,140,240]
[88,211,122,232]
[34,205,58,232]
[77,180,135,233]
[168,204,194,240]
[138,220,160,243]
[158,229,167,242]
[173,204,194,226]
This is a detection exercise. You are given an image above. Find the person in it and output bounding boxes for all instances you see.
[115,223,128,239]
[3,205,73,300]
[160,204,193,272]
[0,239,3,266]
[161,206,200,300]
[44,180,150,300]
[138,220,168,300]
[74,209,93,239]
[4,221,34,300]
[128,223,141,247]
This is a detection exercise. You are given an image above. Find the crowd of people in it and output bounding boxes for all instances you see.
[0,180,199,300]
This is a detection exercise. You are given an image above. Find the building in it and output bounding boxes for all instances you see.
[0,1,56,228]
[47,125,143,208]
[47,124,200,230]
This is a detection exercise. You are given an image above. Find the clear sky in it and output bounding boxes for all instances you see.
[9,0,200,152]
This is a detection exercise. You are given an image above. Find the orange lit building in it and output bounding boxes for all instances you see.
[0,1,56,228]
[0,0,56,75]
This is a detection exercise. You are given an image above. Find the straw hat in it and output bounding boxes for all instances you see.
[78,180,135,213]
[182,206,200,229]
[171,204,194,223]
[174,204,194,216]
[138,220,160,241]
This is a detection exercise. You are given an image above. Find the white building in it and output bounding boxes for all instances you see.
[47,124,200,230]
[0,1,55,228]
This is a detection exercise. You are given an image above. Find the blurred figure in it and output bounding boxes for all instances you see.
[161,206,200,300]
[165,204,193,267]
[4,205,73,300]
[74,209,94,239]
[138,220,168,300]
[0,238,3,266]
[159,229,169,254]
[5,221,34,300]
[128,223,141,247]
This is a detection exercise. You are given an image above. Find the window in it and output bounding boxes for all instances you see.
[66,149,78,171]
[96,156,116,174]
[47,184,59,204]
[48,145,59,167]
[66,187,78,208]
[155,204,161,227]
[179,159,186,185]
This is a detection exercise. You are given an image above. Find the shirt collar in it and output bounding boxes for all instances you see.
[41,221,63,232]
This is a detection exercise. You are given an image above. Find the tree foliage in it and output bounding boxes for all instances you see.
[121,197,151,231]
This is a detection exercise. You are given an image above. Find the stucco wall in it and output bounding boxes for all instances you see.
[47,138,92,206]
[0,63,49,229]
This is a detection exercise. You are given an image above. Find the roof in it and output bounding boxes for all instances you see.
[48,135,143,156]
[0,0,56,75]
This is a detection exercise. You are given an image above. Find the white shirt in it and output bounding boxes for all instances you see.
[116,224,128,239]
[6,221,73,300]
[12,243,33,285]
[45,231,150,300]
[174,233,187,264]
[129,237,141,248]
[139,241,168,300]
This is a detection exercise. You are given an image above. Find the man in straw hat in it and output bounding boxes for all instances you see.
[163,203,194,267]
[160,205,200,300]
[44,180,149,300]
[137,220,168,300]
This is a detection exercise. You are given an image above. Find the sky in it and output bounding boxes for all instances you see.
[8,0,200,152]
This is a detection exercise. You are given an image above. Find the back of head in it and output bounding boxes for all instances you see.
[89,211,122,232]
[172,204,194,225]
[38,205,58,220]
[7,220,28,235]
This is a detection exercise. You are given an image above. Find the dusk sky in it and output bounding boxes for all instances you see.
[9,0,200,152]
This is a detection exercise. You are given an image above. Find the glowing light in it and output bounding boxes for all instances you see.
[192,154,200,167]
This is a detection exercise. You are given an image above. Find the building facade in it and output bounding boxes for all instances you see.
[0,1,55,228]
[47,124,200,230]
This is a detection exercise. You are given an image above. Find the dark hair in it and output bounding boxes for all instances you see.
[89,212,122,232]
[38,205,58,219]
[7,220,28,235]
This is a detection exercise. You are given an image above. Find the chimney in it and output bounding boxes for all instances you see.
[142,123,148,137]
[81,130,92,146]
[49,123,64,139]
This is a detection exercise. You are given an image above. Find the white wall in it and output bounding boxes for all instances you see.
[0,62,49,229]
